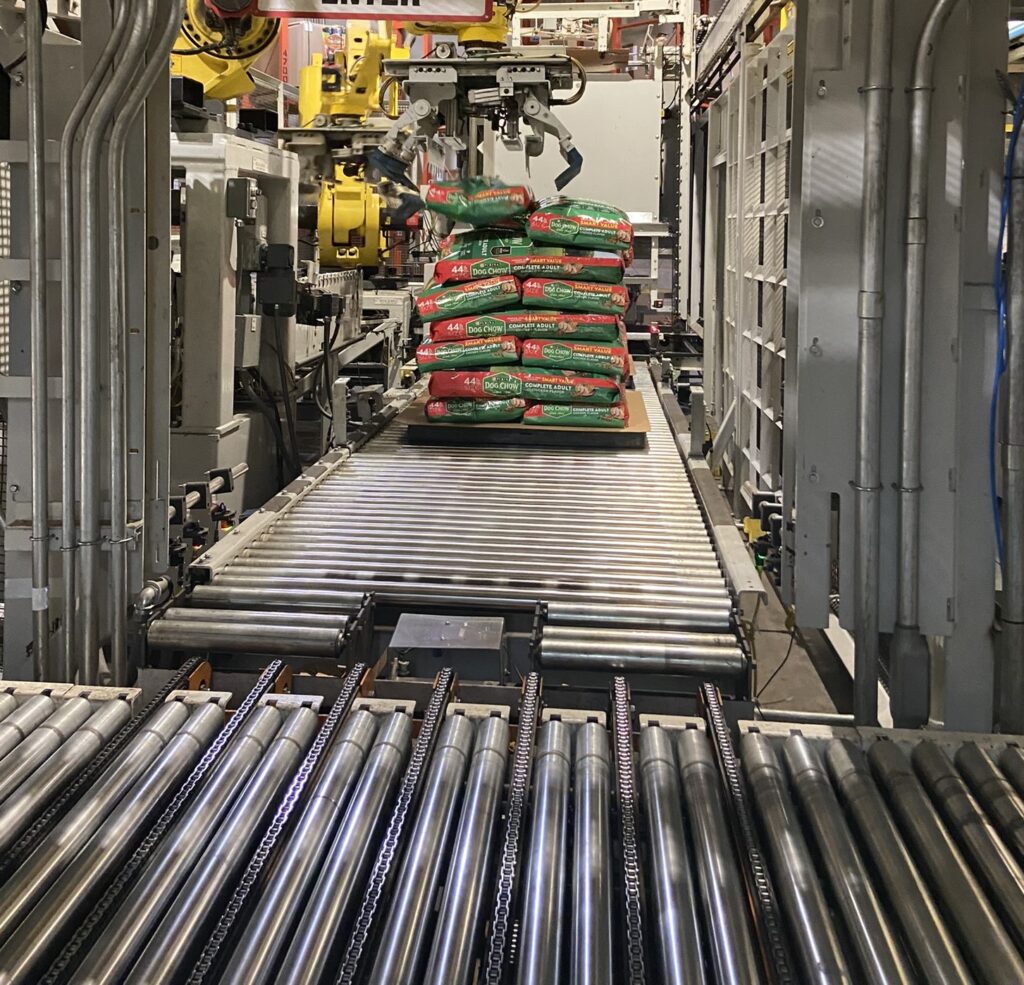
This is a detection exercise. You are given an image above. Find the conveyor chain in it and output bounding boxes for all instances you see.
[335,666,458,985]
[611,676,646,985]
[41,660,286,984]
[0,655,205,886]
[186,662,369,985]
[483,671,542,985]
[701,682,795,983]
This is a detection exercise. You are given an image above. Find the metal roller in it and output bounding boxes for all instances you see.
[147,618,345,658]
[543,625,735,647]
[162,608,350,630]
[638,727,707,985]
[825,738,972,985]
[0,693,19,725]
[516,720,571,985]
[222,710,380,985]
[0,695,62,776]
[545,600,733,631]
[955,742,1024,865]
[123,708,319,984]
[999,745,1024,799]
[676,729,762,985]
[539,639,746,677]
[72,706,285,985]
[367,714,474,985]
[0,701,191,947]
[782,736,912,985]
[190,585,366,612]
[570,722,613,985]
[0,704,224,985]
[422,716,510,985]
[911,741,1024,950]
[0,698,131,854]
[868,739,1024,982]
[741,733,852,984]
[275,711,413,985]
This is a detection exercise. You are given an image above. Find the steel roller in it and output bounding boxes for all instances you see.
[676,729,762,985]
[123,708,319,984]
[422,716,510,985]
[221,710,380,985]
[72,706,285,985]
[190,585,365,612]
[543,625,736,647]
[0,704,223,985]
[275,711,412,985]
[911,741,1024,950]
[955,742,1024,865]
[516,720,571,985]
[161,608,350,630]
[539,639,746,677]
[367,714,474,985]
[0,698,132,854]
[0,695,58,771]
[545,600,733,630]
[0,693,18,725]
[782,736,912,984]
[998,745,1024,799]
[868,739,1024,982]
[570,722,613,985]
[638,727,707,985]
[146,619,345,658]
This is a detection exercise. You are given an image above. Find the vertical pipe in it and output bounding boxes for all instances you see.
[76,2,153,683]
[570,722,613,985]
[25,0,51,679]
[892,0,963,726]
[58,0,130,683]
[853,0,894,725]
[1001,74,1024,732]
[106,0,181,684]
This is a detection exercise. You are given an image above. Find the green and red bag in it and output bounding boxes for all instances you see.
[435,251,625,286]
[522,338,629,379]
[528,196,633,252]
[425,397,527,423]
[428,369,623,405]
[521,278,629,316]
[425,178,533,227]
[430,309,622,343]
[416,335,521,372]
[416,276,521,322]
[523,403,629,429]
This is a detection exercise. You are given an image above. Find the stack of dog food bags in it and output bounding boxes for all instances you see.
[416,181,634,429]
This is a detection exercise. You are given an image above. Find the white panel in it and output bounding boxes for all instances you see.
[258,0,490,19]
[491,79,662,216]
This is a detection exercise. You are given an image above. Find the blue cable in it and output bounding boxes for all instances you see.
[991,85,1024,566]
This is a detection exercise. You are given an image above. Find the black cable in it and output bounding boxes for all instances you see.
[272,314,301,476]
[755,629,798,700]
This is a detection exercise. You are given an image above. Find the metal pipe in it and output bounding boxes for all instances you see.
[956,742,1024,865]
[275,711,412,985]
[0,703,222,985]
[367,714,474,985]
[853,0,894,726]
[0,700,190,947]
[677,729,761,985]
[0,694,56,761]
[868,739,1024,982]
[638,727,707,985]
[0,698,130,853]
[221,710,379,985]
[539,641,747,678]
[71,706,284,985]
[569,722,612,985]
[825,738,972,985]
[25,0,51,679]
[146,619,344,658]
[106,0,182,686]
[741,733,852,984]
[516,720,571,985]
[892,0,962,726]
[1002,53,1024,732]
[76,0,154,683]
[422,716,510,985]
[58,0,131,683]
[124,708,319,985]
[782,736,912,984]
[911,741,1024,949]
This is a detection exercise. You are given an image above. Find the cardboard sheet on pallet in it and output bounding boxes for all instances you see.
[400,390,650,449]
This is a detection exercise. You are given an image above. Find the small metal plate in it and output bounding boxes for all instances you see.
[391,614,505,653]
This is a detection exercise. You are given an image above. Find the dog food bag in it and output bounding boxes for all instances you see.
[528,196,633,251]
[429,369,622,405]
[425,178,533,227]
[521,278,628,316]
[438,229,532,260]
[425,397,527,423]
[416,335,521,372]
[435,250,625,286]
[430,310,622,343]
[522,338,628,379]
[416,276,521,322]
[523,403,629,429]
